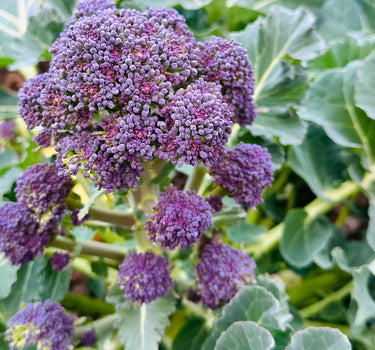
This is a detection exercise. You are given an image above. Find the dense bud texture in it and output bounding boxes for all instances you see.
[0,120,16,140]
[0,202,58,265]
[198,37,256,126]
[51,252,70,271]
[118,252,173,304]
[81,330,97,347]
[15,163,73,218]
[6,300,74,350]
[145,186,212,250]
[194,243,256,309]
[207,196,223,213]
[18,0,256,192]
[210,143,274,208]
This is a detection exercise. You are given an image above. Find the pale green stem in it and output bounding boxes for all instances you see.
[300,282,353,319]
[213,211,247,224]
[227,123,241,148]
[50,236,127,261]
[74,314,120,339]
[184,165,207,192]
[248,181,360,258]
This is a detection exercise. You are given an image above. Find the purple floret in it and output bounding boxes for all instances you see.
[210,143,274,209]
[51,252,70,271]
[145,186,212,250]
[207,196,223,213]
[198,37,256,126]
[15,163,73,217]
[6,300,74,350]
[156,79,233,167]
[118,251,173,304]
[0,202,58,265]
[81,330,97,347]
[0,120,16,140]
[195,243,256,309]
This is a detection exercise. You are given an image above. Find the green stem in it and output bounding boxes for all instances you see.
[227,123,241,148]
[213,211,247,224]
[62,293,115,317]
[248,181,360,258]
[300,281,353,319]
[67,197,137,228]
[50,236,127,261]
[74,314,120,339]
[184,165,207,192]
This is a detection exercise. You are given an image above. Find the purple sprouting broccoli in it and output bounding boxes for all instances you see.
[145,186,212,250]
[0,202,59,265]
[156,79,233,167]
[198,37,256,126]
[194,243,256,309]
[118,251,173,304]
[15,163,73,219]
[6,300,74,350]
[210,142,274,209]
[0,120,16,140]
[51,252,71,271]
[207,196,223,213]
[81,330,97,347]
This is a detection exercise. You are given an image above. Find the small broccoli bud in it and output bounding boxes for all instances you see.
[51,252,71,271]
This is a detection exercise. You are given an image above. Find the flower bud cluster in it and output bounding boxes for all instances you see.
[6,300,74,350]
[19,0,255,192]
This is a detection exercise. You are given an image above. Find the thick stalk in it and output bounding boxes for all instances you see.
[62,293,115,317]
[300,282,353,319]
[248,181,360,258]
[184,165,207,192]
[74,314,120,339]
[50,236,127,261]
[67,197,137,228]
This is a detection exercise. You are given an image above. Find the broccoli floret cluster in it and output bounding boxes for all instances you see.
[194,243,256,309]
[0,163,73,265]
[51,252,71,271]
[6,300,74,350]
[0,120,16,140]
[145,186,212,250]
[19,0,256,192]
[118,251,174,304]
[210,142,274,209]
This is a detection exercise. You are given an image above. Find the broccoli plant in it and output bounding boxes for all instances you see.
[0,0,374,349]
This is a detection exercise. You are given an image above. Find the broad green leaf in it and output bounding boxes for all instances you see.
[316,0,373,42]
[231,6,324,103]
[133,0,212,10]
[172,317,210,350]
[280,209,333,268]
[355,50,375,119]
[286,327,351,350]
[367,197,375,251]
[116,298,176,350]
[0,151,20,170]
[203,285,288,350]
[298,62,375,164]
[288,125,346,200]
[309,33,375,75]
[0,254,19,299]
[215,321,275,350]
[0,167,23,199]
[0,87,19,119]
[107,286,176,350]
[71,226,96,241]
[227,221,266,244]
[250,112,307,146]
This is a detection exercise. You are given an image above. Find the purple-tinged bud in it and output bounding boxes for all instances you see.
[210,143,274,209]
[118,252,173,304]
[145,186,212,250]
[81,330,97,347]
[207,196,223,213]
[198,37,256,126]
[0,120,16,140]
[195,243,256,309]
[0,202,58,265]
[51,252,70,271]
[6,300,74,350]
[71,209,91,226]
[15,163,73,219]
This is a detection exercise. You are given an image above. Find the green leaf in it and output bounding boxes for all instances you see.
[215,321,275,350]
[230,6,324,103]
[172,317,210,350]
[250,112,307,146]
[0,254,19,299]
[286,327,351,350]
[203,285,289,350]
[227,221,266,244]
[133,0,212,10]
[309,33,375,75]
[298,62,375,164]
[355,50,375,119]
[367,197,375,251]
[0,87,18,118]
[280,209,333,268]
[71,226,96,241]
[0,167,23,199]
[288,125,346,200]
